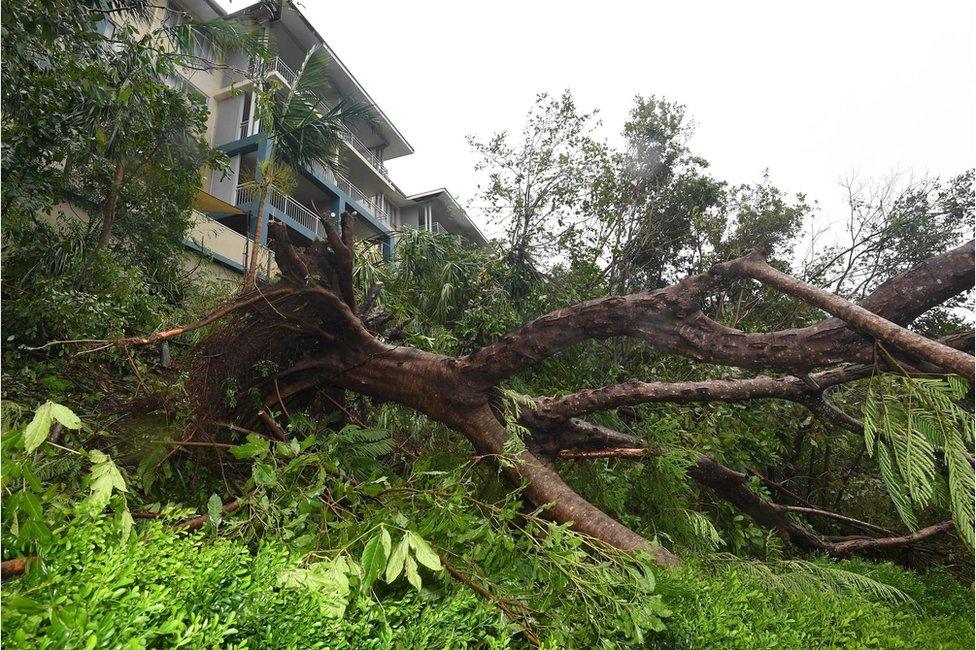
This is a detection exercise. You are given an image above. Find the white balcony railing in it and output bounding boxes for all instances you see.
[334,173,392,227]
[248,56,296,86]
[339,130,389,180]
[231,56,390,181]
[266,57,297,85]
[236,184,323,237]
[404,221,447,235]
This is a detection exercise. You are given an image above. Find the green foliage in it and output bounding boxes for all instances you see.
[3,400,136,556]
[1,518,514,649]
[2,222,180,351]
[652,559,974,649]
[23,401,81,453]
[2,27,973,647]
[862,372,975,549]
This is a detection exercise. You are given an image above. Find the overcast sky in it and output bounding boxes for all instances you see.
[225,1,975,239]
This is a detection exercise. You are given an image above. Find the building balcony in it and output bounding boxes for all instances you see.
[260,57,297,86]
[222,56,296,89]
[339,130,389,180]
[405,221,447,235]
[333,171,392,228]
[186,209,276,276]
[222,57,390,182]
[235,184,327,241]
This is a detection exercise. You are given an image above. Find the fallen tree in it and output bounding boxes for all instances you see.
[30,215,975,567]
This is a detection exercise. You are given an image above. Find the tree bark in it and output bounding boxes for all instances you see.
[97,160,125,249]
[86,221,973,566]
[242,188,269,290]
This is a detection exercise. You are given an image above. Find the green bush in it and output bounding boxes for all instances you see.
[2,518,513,649]
[5,518,972,649]
[652,560,974,649]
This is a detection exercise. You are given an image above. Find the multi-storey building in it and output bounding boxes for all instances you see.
[146,0,487,278]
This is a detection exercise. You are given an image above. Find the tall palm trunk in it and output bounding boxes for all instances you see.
[242,185,269,289]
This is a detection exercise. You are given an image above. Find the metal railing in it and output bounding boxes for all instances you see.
[236,184,323,237]
[244,57,390,181]
[429,221,446,235]
[251,56,296,86]
[334,173,392,227]
[239,119,255,139]
[339,130,389,179]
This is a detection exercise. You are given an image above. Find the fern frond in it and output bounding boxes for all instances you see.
[334,425,394,459]
[683,509,725,551]
[709,554,913,606]
[944,433,975,551]
[863,373,973,541]
[877,442,918,530]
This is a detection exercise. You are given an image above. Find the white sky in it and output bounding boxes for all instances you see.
[224,1,975,239]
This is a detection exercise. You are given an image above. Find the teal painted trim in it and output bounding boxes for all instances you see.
[217,133,261,157]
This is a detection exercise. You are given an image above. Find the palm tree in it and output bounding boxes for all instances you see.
[242,46,376,288]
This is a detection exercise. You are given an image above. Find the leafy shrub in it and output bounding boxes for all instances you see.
[2,518,513,649]
[652,559,974,649]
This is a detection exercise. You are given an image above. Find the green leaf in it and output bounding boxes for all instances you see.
[119,509,134,542]
[407,531,442,572]
[49,403,81,430]
[278,557,352,618]
[404,553,422,591]
[385,536,409,584]
[380,526,392,558]
[19,491,44,520]
[251,462,277,486]
[207,493,223,527]
[79,451,127,517]
[117,83,133,104]
[230,434,270,460]
[23,402,54,453]
[360,532,388,590]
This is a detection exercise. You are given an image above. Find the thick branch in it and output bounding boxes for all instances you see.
[459,241,974,385]
[717,250,975,381]
[829,521,955,555]
[532,332,973,422]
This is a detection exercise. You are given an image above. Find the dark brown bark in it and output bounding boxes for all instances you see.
[713,250,975,381]
[530,332,973,424]
[1,557,36,582]
[829,521,955,555]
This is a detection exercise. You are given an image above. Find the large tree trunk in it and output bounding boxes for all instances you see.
[71,221,973,566]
